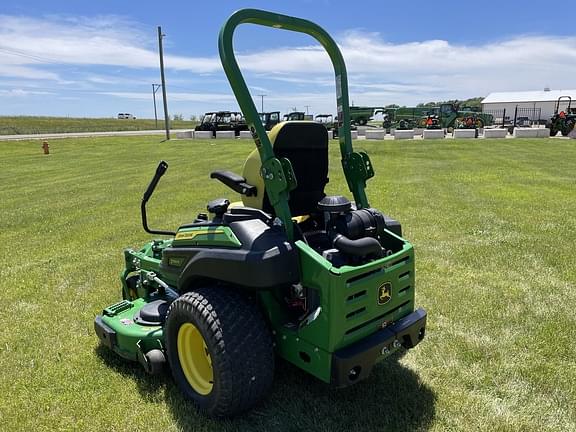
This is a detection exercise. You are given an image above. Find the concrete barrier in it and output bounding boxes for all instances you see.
[422,129,445,139]
[413,128,424,136]
[194,131,213,139]
[536,128,551,138]
[175,131,194,139]
[453,129,477,139]
[238,130,252,139]
[365,129,386,140]
[393,129,414,140]
[329,130,359,139]
[483,128,507,139]
[356,126,368,136]
[215,131,235,139]
[513,128,540,138]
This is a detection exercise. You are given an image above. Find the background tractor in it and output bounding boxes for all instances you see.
[283,111,311,121]
[314,113,336,130]
[194,111,249,137]
[259,111,281,130]
[547,96,576,137]
[95,9,426,417]
[423,113,441,129]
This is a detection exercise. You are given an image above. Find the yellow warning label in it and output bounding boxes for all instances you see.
[174,230,225,241]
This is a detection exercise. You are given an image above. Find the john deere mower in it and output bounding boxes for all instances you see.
[95,9,426,417]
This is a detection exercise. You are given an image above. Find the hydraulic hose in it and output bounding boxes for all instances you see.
[331,233,384,258]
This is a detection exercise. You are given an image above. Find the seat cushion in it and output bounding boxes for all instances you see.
[242,121,329,216]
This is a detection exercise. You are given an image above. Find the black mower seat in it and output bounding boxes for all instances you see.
[242,121,329,216]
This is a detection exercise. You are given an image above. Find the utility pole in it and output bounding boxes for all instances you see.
[304,105,310,115]
[158,26,170,140]
[152,84,161,128]
[257,94,266,113]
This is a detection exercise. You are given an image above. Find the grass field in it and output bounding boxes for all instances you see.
[0,116,197,135]
[1,136,575,431]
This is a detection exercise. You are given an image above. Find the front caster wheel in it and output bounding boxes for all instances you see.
[165,288,274,417]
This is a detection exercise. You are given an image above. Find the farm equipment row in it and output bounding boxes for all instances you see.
[195,110,318,136]
[194,102,497,138]
[382,104,493,131]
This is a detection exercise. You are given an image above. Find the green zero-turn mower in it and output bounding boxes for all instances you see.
[95,9,427,417]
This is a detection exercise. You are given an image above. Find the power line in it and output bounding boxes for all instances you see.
[0,46,221,95]
[0,47,64,65]
[0,46,168,89]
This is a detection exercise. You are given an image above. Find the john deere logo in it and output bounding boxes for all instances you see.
[378,282,392,305]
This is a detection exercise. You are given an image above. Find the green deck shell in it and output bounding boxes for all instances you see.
[100,298,164,361]
[257,230,415,383]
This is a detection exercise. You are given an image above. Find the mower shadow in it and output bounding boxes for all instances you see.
[168,351,436,432]
[94,344,172,400]
[95,346,435,431]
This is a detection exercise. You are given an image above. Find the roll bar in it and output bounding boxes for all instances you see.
[218,9,373,239]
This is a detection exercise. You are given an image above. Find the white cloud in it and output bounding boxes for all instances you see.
[100,91,236,103]
[0,88,55,97]
[0,64,59,80]
[1,13,576,115]
[0,14,219,77]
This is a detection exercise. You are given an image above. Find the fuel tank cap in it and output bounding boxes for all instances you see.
[318,195,351,213]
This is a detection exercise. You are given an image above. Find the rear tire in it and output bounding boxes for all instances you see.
[562,120,575,136]
[165,288,274,417]
[550,126,557,136]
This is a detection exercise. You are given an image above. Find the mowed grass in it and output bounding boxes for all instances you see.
[0,116,197,135]
[0,136,575,432]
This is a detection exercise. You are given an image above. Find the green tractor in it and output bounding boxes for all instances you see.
[259,111,281,131]
[547,96,576,137]
[283,111,306,121]
[95,9,426,417]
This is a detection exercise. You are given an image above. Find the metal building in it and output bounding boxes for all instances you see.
[482,89,576,125]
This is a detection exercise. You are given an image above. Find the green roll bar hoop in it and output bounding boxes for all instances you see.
[218,9,374,239]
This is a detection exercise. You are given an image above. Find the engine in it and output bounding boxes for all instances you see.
[315,196,402,266]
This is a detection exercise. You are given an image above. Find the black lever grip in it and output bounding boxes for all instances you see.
[143,160,168,202]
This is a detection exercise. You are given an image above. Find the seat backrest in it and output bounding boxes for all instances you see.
[242,121,329,215]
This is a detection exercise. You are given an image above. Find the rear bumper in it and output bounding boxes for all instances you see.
[331,307,427,387]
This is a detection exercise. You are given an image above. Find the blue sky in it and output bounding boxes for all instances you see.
[1,0,575,118]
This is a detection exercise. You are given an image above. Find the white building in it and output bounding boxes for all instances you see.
[482,89,576,123]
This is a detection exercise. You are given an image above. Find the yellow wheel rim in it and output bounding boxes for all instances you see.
[177,323,213,395]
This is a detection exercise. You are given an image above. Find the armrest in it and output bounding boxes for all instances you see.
[210,170,257,196]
